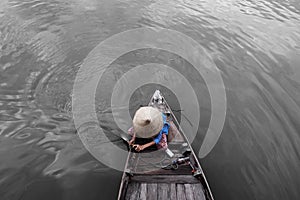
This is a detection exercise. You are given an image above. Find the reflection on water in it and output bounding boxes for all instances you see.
[0,0,300,199]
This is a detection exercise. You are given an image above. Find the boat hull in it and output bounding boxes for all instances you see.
[118,90,214,200]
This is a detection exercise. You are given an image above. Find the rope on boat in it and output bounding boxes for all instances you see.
[137,154,173,169]
[161,163,179,170]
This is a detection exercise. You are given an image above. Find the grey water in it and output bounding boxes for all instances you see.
[1,0,300,199]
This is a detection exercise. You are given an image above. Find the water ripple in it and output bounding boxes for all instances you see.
[0,0,300,199]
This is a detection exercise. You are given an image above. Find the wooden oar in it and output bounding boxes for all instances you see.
[120,133,130,143]
[120,133,133,151]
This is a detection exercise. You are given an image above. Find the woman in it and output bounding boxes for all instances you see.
[128,106,170,152]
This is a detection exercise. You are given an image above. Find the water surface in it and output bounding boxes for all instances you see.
[0,0,300,199]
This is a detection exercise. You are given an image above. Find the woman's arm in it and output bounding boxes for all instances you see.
[128,127,136,145]
[133,141,155,152]
[128,135,136,146]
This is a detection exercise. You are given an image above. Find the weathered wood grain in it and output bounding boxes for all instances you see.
[157,183,170,200]
[170,183,177,200]
[177,184,187,200]
[139,183,147,200]
[146,183,157,200]
[125,182,135,200]
[184,184,194,200]
[131,175,200,184]
[192,183,206,200]
[126,182,140,200]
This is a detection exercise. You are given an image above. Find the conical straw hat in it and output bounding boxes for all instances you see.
[133,106,163,138]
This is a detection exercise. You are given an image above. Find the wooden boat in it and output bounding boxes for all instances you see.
[118,90,214,200]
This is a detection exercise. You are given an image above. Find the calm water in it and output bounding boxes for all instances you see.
[1,0,300,199]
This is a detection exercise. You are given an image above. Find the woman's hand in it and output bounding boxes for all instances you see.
[128,138,135,146]
[133,141,155,152]
[128,135,136,146]
[133,144,145,152]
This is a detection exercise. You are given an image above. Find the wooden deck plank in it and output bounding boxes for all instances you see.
[125,182,135,200]
[126,182,140,200]
[157,183,170,200]
[124,183,133,200]
[192,183,206,200]
[146,183,157,200]
[177,184,187,200]
[170,183,177,200]
[139,183,147,200]
[184,184,194,200]
[131,175,200,184]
